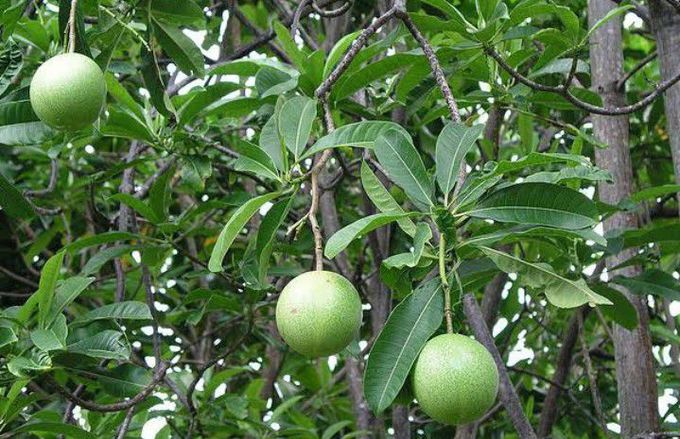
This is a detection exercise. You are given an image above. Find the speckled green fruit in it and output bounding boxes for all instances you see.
[276,271,362,357]
[30,53,106,131]
[412,334,499,425]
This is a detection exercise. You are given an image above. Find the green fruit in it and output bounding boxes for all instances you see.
[412,333,499,425]
[30,53,107,131]
[276,271,362,357]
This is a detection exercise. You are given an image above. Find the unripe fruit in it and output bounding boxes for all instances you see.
[30,53,107,131]
[412,333,499,425]
[276,271,362,357]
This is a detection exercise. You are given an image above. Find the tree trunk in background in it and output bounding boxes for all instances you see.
[588,1,659,436]
[649,0,680,378]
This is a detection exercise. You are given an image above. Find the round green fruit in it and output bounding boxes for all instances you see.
[412,333,499,425]
[276,270,362,357]
[30,53,107,131]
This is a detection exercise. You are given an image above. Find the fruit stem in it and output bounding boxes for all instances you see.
[439,234,454,334]
[67,0,78,53]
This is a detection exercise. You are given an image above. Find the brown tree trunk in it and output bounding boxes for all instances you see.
[649,0,680,377]
[588,1,659,436]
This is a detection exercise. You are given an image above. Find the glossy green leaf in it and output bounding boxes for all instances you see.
[374,130,434,208]
[0,99,52,146]
[612,270,680,301]
[35,251,65,327]
[208,192,281,272]
[13,422,96,439]
[360,161,417,237]
[480,246,610,307]
[364,278,443,414]
[304,121,408,159]
[278,96,317,160]
[47,276,95,326]
[0,42,22,96]
[382,223,432,269]
[152,18,205,77]
[592,283,638,330]
[466,183,598,230]
[73,301,153,325]
[150,0,204,26]
[325,213,416,260]
[67,330,130,360]
[0,170,35,219]
[435,122,484,196]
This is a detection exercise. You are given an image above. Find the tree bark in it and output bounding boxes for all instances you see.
[649,0,680,379]
[588,1,659,436]
[649,0,680,213]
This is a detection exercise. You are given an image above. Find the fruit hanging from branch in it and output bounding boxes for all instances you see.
[275,270,362,357]
[412,333,499,425]
[29,53,106,132]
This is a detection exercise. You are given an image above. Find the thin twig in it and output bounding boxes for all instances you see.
[486,46,680,116]
[25,159,58,198]
[67,0,78,53]
[50,362,169,412]
[577,311,609,437]
[617,51,658,90]
[115,407,135,439]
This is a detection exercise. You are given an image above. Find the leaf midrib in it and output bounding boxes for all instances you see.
[381,134,432,206]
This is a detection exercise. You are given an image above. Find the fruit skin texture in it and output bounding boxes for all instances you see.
[412,333,499,425]
[276,271,362,357]
[30,53,107,131]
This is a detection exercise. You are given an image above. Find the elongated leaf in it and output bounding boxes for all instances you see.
[278,96,317,160]
[0,99,52,146]
[13,423,96,439]
[364,278,443,413]
[592,283,638,330]
[152,18,205,77]
[375,130,434,208]
[304,121,408,159]
[0,170,35,219]
[361,161,416,237]
[0,327,18,349]
[382,223,432,269]
[629,184,680,203]
[0,42,22,96]
[150,0,204,26]
[208,192,281,272]
[73,301,152,325]
[67,330,130,360]
[491,152,589,175]
[435,122,484,196]
[47,276,94,326]
[36,252,65,327]
[260,101,287,172]
[467,183,598,230]
[30,328,65,352]
[256,196,295,284]
[64,232,141,253]
[612,270,680,301]
[110,193,160,223]
[323,31,361,78]
[325,213,416,260]
[479,246,610,307]
[586,4,633,39]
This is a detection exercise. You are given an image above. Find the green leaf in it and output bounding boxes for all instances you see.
[150,0,204,26]
[325,213,416,260]
[95,364,152,398]
[479,246,611,308]
[0,170,35,219]
[0,327,18,349]
[0,41,22,96]
[323,31,361,78]
[466,183,598,230]
[47,276,95,326]
[64,232,142,253]
[260,100,287,172]
[374,130,434,209]
[612,270,680,301]
[7,351,51,377]
[0,98,52,146]
[361,161,417,237]
[149,165,174,222]
[435,122,484,196]
[232,141,279,181]
[101,106,156,143]
[629,184,680,203]
[110,193,161,223]
[35,252,65,328]
[67,330,130,360]
[208,192,281,272]
[585,4,633,39]
[364,278,443,414]
[73,301,152,325]
[278,96,317,160]
[304,121,409,159]
[13,422,96,439]
[141,46,175,117]
[81,245,135,276]
[383,223,432,269]
[592,283,638,330]
[255,196,295,284]
[30,327,66,352]
[152,18,205,77]
[255,66,297,98]
[491,152,589,175]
